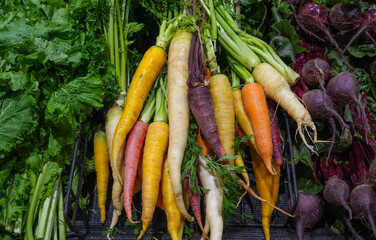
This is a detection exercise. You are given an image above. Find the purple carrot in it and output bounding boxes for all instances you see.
[182,158,208,239]
[267,100,283,165]
[188,87,227,160]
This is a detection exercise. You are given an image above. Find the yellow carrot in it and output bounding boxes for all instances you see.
[138,122,169,239]
[138,81,169,239]
[94,128,110,224]
[251,148,280,240]
[112,46,166,183]
[162,157,184,240]
[209,74,250,185]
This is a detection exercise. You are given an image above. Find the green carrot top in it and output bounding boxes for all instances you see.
[153,75,168,123]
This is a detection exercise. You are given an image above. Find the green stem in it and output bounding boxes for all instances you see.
[209,0,217,40]
[109,0,115,65]
[114,15,121,87]
[26,169,46,240]
[227,55,254,84]
[203,29,220,75]
[140,89,156,124]
[216,11,260,69]
[43,177,60,240]
[57,179,66,240]
[155,18,179,50]
[154,77,167,123]
[115,0,126,92]
[35,192,52,239]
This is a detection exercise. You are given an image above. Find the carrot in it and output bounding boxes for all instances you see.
[94,128,110,224]
[138,80,169,240]
[209,73,250,186]
[236,124,252,148]
[112,45,166,183]
[123,91,156,224]
[231,81,257,150]
[242,82,275,175]
[252,63,317,152]
[182,160,208,239]
[208,74,235,161]
[197,155,223,240]
[162,157,184,240]
[167,29,194,222]
[104,104,125,232]
[197,129,211,156]
[251,149,280,240]
[188,87,226,159]
[267,100,283,166]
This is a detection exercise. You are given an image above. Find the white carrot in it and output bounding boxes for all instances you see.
[197,156,223,240]
[167,29,194,222]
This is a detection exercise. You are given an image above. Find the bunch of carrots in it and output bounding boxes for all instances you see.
[93,1,316,240]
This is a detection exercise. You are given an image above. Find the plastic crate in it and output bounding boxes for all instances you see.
[64,111,344,239]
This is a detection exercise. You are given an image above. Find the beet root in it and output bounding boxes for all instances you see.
[323,175,352,219]
[328,3,360,31]
[369,159,376,190]
[350,184,376,238]
[294,191,324,240]
[301,58,330,89]
[302,89,348,157]
[341,8,376,58]
[326,72,368,144]
[296,2,353,69]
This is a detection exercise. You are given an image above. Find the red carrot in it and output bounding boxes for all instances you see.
[123,121,147,223]
[123,91,156,224]
[267,100,283,165]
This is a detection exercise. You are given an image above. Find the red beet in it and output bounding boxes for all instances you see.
[349,184,376,238]
[294,191,325,240]
[296,3,342,54]
[341,8,376,58]
[323,175,352,219]
[301,58,330,89]
[369,159,376,190]
[302,89,348,157]
[326,72,369,144]
[328,3,360,31]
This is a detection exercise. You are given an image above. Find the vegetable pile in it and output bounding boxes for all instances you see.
[1,0,376,240]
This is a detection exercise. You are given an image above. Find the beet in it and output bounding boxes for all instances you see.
[294,191,324,240]
[349,184,376,238]
[328,3,360,31]
[301,58,330,89]
[302,89,348,157]
[296,3,342,56]
[369,159,376,190]
[323,175,352,219]
[370,60,376,82]
[326,72,368,144]
[341,8,376,58]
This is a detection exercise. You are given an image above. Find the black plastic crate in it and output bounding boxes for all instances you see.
[64,111,345,239]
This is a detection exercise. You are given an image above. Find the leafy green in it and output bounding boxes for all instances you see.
[293,144,323,194]
[0,92,37,153]
[270,20,306,64]
[348,44,376,58]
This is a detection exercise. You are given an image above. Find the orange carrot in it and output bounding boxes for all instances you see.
[242,83,275,175]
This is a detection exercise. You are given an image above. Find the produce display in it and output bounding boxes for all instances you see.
[1,0,376,240]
